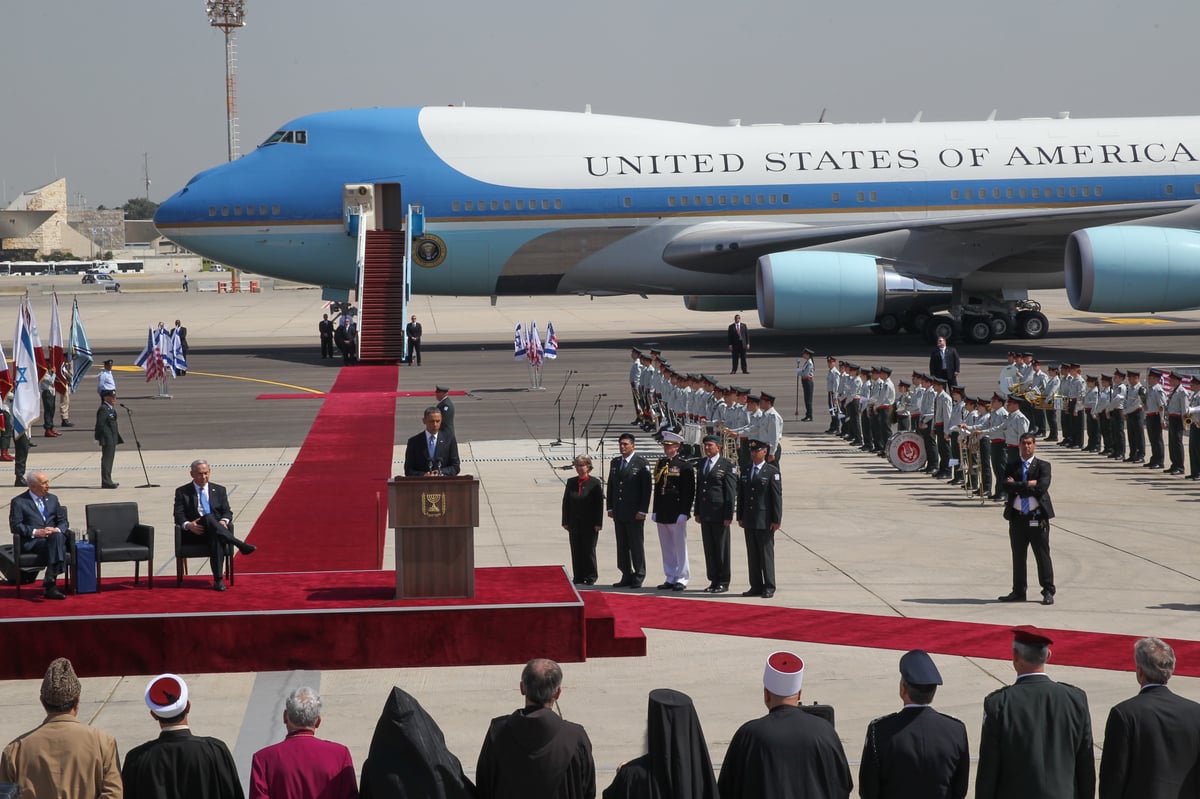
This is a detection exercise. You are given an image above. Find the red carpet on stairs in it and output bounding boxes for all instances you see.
[600,593,1200,678]
[248,365,398,573]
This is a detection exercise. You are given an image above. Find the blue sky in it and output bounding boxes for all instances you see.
[2,0,1195,208]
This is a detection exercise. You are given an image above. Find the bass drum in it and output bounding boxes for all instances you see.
[886,431,927,472]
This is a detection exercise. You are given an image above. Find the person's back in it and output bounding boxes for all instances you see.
[477,707,593,799]
[720,705,850,799]
[251,732,356,799]
[124,730,242,799]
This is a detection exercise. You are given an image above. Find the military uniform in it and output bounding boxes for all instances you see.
[606,451,651,587]
[1144,371,1166,469]
[1123,372,1146,463]
[651,437,696,590]
[695,445,737,592]
[93,395,123,489]
[737,445,782,597]
[436,389,456,437]
[797,349,814,421]
[1166,373,1188,474]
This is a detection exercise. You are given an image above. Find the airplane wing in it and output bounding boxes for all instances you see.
[662,200,1200,281]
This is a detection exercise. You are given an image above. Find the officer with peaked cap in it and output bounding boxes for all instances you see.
[976,626,1095,799]
[435,385,455,436]
[737,439,783,598]
[651,429,695,591]
[859,650,969,799]
[797,348,815,421]
[718,651,852,799]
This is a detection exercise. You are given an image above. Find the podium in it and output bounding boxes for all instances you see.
[387,476,478,599]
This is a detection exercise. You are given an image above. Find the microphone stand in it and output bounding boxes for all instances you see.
[121,405,159,488]
[597,403,622,478]
[568,383,587,460]
[552,370,576,446]
[582,393,604,456]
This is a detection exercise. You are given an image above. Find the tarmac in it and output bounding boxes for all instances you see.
[1,279,1200,795]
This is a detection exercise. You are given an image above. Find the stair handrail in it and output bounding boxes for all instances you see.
[402,204,415,362]
[354,205,368,361]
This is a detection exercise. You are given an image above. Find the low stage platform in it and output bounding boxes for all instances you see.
[0,565,646,680]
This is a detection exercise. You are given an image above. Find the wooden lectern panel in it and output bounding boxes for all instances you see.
[388,476,479,599]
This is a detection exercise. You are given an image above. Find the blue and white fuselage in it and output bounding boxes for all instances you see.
[154,106,1200,335]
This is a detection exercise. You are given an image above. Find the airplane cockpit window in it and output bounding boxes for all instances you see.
[261,130,309,146]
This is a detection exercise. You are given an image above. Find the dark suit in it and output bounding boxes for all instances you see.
[403,430,461,476]
[859,706,969,799]
[694,455,737,587]
[173,481,238,579]
[1002,456,1055,596]
[562,475,604,583]
[334,320,357,364]
[318,318,334,359]
[727,322,750,373]
[93,400,123,488]
[10,489,68,583]
[406,321,422,365]
[607,454,651,585]
[737,461,782,594]
[1099,684,1200,799]
[976,673,1095,799]
[929,346,961,385]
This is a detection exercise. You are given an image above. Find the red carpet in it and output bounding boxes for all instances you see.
[0,567,599,680]
[598,594,1200,677]
[258,390,468,400]
[248,365,399,572]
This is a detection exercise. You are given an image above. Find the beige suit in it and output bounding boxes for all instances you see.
[1,713,122,799]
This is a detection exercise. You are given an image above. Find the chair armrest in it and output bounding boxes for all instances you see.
[133,523,154,547]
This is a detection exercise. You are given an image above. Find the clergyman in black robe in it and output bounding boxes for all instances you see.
[602,688,718,799]
[359,686,476,799]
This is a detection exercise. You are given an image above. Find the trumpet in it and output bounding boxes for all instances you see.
[1187,414,1196,430]
[1031,392,1065,411]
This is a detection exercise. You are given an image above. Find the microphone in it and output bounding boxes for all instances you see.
[580,383,590,387]
[119,403,128,408]
[431,458,443,473]
[613,404,624,408]
[599,393,607,397]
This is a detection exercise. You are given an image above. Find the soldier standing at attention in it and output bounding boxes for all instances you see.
[607,433,651,588]
[435,385,455,437]
[737,439,782,598]
[651,430,696,591]
[797,348,815,421]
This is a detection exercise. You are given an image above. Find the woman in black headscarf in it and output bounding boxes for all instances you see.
[360,686,476,799]
[602,688,719,799]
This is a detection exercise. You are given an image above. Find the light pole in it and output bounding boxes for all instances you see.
[205,0,246,163]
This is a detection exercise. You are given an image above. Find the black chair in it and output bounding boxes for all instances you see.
[11,504,75,598]
[84,502,154,592]
[175,522,234,586]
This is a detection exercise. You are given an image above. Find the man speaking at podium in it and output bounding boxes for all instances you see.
[404,406,460,477]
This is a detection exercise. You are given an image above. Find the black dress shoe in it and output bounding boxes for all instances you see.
[572,578,587,585]
[741,589,761,597]
[43,585,66,600]
[238,543,257,555]
[61,419,75,427]
[714,585,728,594]
[671,583,685,591]
[702,584,717,593]
[998,592,1027,602]
[14,478,25,487]
[612,579,630,587]
[101,482,119,489]
[761,590,775,598]
[657,582,675,590]
[629,581,644,588]
[1041,592,1055,606]
[802,417,812,422]
[1168,468,1185,475]
[213,580,227,592]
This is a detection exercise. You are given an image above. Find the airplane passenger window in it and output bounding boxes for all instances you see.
[668,197,677,207]
[856,192,864,202]
[951,190,960,200]
[516,200,525,210]
[1165,184,1175,195]
[542,199,550,210]
[260,205,269,215]
[719,195,727,205]
[831,192,840,202]
[1006,188,1014,199]
[465,201,473,211]
[694,196,702,206]
[1031,188,1040,198]
[706,196,714,206]
[503,200,512,210]
[866,193,874,202]
[1069,187,1078,197]
[554,199,562,209]
[1095,186,1103,196]
[756,194,764,204]
[1056,188,1065,198]
[221,206,230,216]
[491,201,499,211]
[209,207,217,217]
[1081,187,1090,197]
[1019,188,1027,199]
[272,205,280,214]
[246,205,256,216]
[992,189,1001,199]
[623,197,633,208]
[782,193,790,203]
[680,196,689,206]
[453,201,462,211]
[730,195,739,206]
[234,206,243,216]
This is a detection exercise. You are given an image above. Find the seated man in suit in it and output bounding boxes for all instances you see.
[173,459,256,591]
[10,472,69,599]
[403,407,461,476]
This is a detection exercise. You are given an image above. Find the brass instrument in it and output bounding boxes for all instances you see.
[1187,414,1195,431]
[715,423,739,461]
[964,430,986,505]
[1031,392,1065,411]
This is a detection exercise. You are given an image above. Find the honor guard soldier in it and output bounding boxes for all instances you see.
[1124,369,1146,463]
[1028,360,1049,436]
[967,396,994,498]
[908,373,926,434]
[919,375,940,474]
[435,385,455,437]
[1187,384,1200,480]
[894,379,912,432]
[1097,374,1115,455]
[1082,375,1101,452]
[825,356,841,433]
[1002,395,1031,467]
[976,626,1095,799]
[1144,369,1167,469]
[651,430,696,590]
[858,650,969,799]
[797,349,815,421]
[1166,371,1188,475]
[736,440,782,598]
[695,434,737,594]
[842,363,863,444]
[1043,364,1062,441]
[981,394,1010,501]
[874,367,896,451]
[1108,369,1129,460]
[945,385,967,485]
[759,392,784,468]
[859,366,875,452]
[998,351,1020,398]
[628,348,645,424]
[929,378,952,479]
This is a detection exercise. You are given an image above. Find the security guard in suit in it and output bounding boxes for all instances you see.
[859,650,969,799]
[977,626,1095,799]
[736,439,782,598]
[606,433,652,588]
[694,434,737,594]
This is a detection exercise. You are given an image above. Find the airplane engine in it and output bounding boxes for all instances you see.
[683,295,757,312]
[755,251,949,329]
[1066,226,1200,313]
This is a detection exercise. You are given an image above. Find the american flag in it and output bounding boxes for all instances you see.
[135,328,168,381]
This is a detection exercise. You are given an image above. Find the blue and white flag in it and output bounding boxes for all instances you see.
[11,299,42,435]
[544,321,558,359]
[67,298,93,392]
[513,322,526,361]
[135,328,166,381]
[170,325,188,374]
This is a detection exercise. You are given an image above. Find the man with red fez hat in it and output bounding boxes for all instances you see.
[122,673,243,799]
[718,651,852,799]
[976,627,1094,799]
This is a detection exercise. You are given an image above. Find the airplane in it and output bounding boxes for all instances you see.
[153,106,1200,343]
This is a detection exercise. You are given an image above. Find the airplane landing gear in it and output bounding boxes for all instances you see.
[962,315,994,345]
